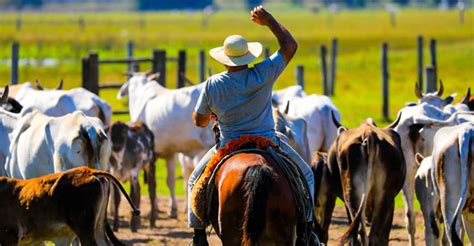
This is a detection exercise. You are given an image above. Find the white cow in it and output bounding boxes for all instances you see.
[3,109,111,179]
[118,73,215,217]
[8,82,112,126]
[272,85,307,105]
[0,108,20,175]
[432,122,474,245]
[277,94,341,155]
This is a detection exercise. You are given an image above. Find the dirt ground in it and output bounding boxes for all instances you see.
[113,196,426,245]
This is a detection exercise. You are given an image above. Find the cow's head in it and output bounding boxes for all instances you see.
[415,80,455,109]
[117,72,160,99]
[34,79,64,90]
[0,86,23,113]
[107,121,129,171]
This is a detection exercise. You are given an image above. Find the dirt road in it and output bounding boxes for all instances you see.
[113,196,425,245]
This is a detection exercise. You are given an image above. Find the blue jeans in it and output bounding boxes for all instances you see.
[187,136,315,229]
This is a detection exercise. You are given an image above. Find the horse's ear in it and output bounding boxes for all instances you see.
[1,85,9,104]
[35,79,44,90]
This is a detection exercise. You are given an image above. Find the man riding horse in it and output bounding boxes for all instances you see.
[189,6,315,245]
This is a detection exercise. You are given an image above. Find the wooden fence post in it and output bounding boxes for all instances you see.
[330,38,338,96]
[82,57,90,91]
[381,43,389,120]
[320,45,328,96]
[199,49,206,82]
[177,50,187,88]
[78,17,85,31]
[296,65,304,90]
[16,16,21,31]
[424,66,437,93]
[11,42,19,85]
[417,35,424,91]
[127,41,139,73]
[152,50,166,87]
[88,53,99,95]
[429,39,437,84]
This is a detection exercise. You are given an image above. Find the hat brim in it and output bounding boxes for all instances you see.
[209,42,262,66]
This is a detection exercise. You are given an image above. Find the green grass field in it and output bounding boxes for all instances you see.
[0,8,472,209]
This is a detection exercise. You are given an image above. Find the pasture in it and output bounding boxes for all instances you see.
[0,8,473,244]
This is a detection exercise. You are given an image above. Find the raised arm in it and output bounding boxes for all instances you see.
[251,6,298,65]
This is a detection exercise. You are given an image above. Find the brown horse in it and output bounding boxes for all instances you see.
[208,152,298,245]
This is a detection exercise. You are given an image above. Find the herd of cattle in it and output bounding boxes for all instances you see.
[0,75,473,245]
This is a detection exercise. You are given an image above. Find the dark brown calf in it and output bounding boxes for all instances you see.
[0,166,139,246]
[312,117,406,245]
[108,121,157,231]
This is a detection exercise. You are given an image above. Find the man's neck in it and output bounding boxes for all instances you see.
[226,65,248,72]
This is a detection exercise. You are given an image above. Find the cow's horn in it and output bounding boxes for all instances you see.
[460,88,471,105]
[284,100,290,114]
[386,111,402,129]
[436,80,444,97]
[1,85,9,104]
[57,79,64,90]
[147,72,160,82]
[35,79,44,90]
[415,82,423,99]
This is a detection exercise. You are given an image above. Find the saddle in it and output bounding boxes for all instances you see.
[190,135,277,223]
[190,135,313,227]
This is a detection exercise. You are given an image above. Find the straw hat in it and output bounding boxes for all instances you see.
[209,35,262,66]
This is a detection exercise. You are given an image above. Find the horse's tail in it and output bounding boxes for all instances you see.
[242,165,275,246]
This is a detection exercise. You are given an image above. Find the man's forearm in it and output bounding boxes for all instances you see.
[266,17,298,63]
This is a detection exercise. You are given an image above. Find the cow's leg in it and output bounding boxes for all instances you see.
[146,159,157,228]
[402,168,417,246]
[111,185,121,232]
[368,194,395,246]
[166,155,178,218]
[415,176,440,246]
[462,210,474,243]
[130,167,141,232]
[315,184,337,244]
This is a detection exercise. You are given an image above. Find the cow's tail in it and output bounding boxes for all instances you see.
[92,96,112,127]
[94,171,141,216]
[323,106,340,152]
[450,127,472,245]
[105,219,126,246]
[339,135,372,246]
[242,165,275,246]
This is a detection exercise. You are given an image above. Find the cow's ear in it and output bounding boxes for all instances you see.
[117,82,129,99]
[444,94,455,105]
[337,126,347,135]
[415,153,424,167]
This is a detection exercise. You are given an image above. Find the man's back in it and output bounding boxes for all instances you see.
[195,52,286,144]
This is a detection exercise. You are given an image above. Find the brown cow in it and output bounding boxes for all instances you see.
[312,115,406,245]
[0,166,139,246]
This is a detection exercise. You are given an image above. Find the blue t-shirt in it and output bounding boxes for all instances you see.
[195,51,286,145]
